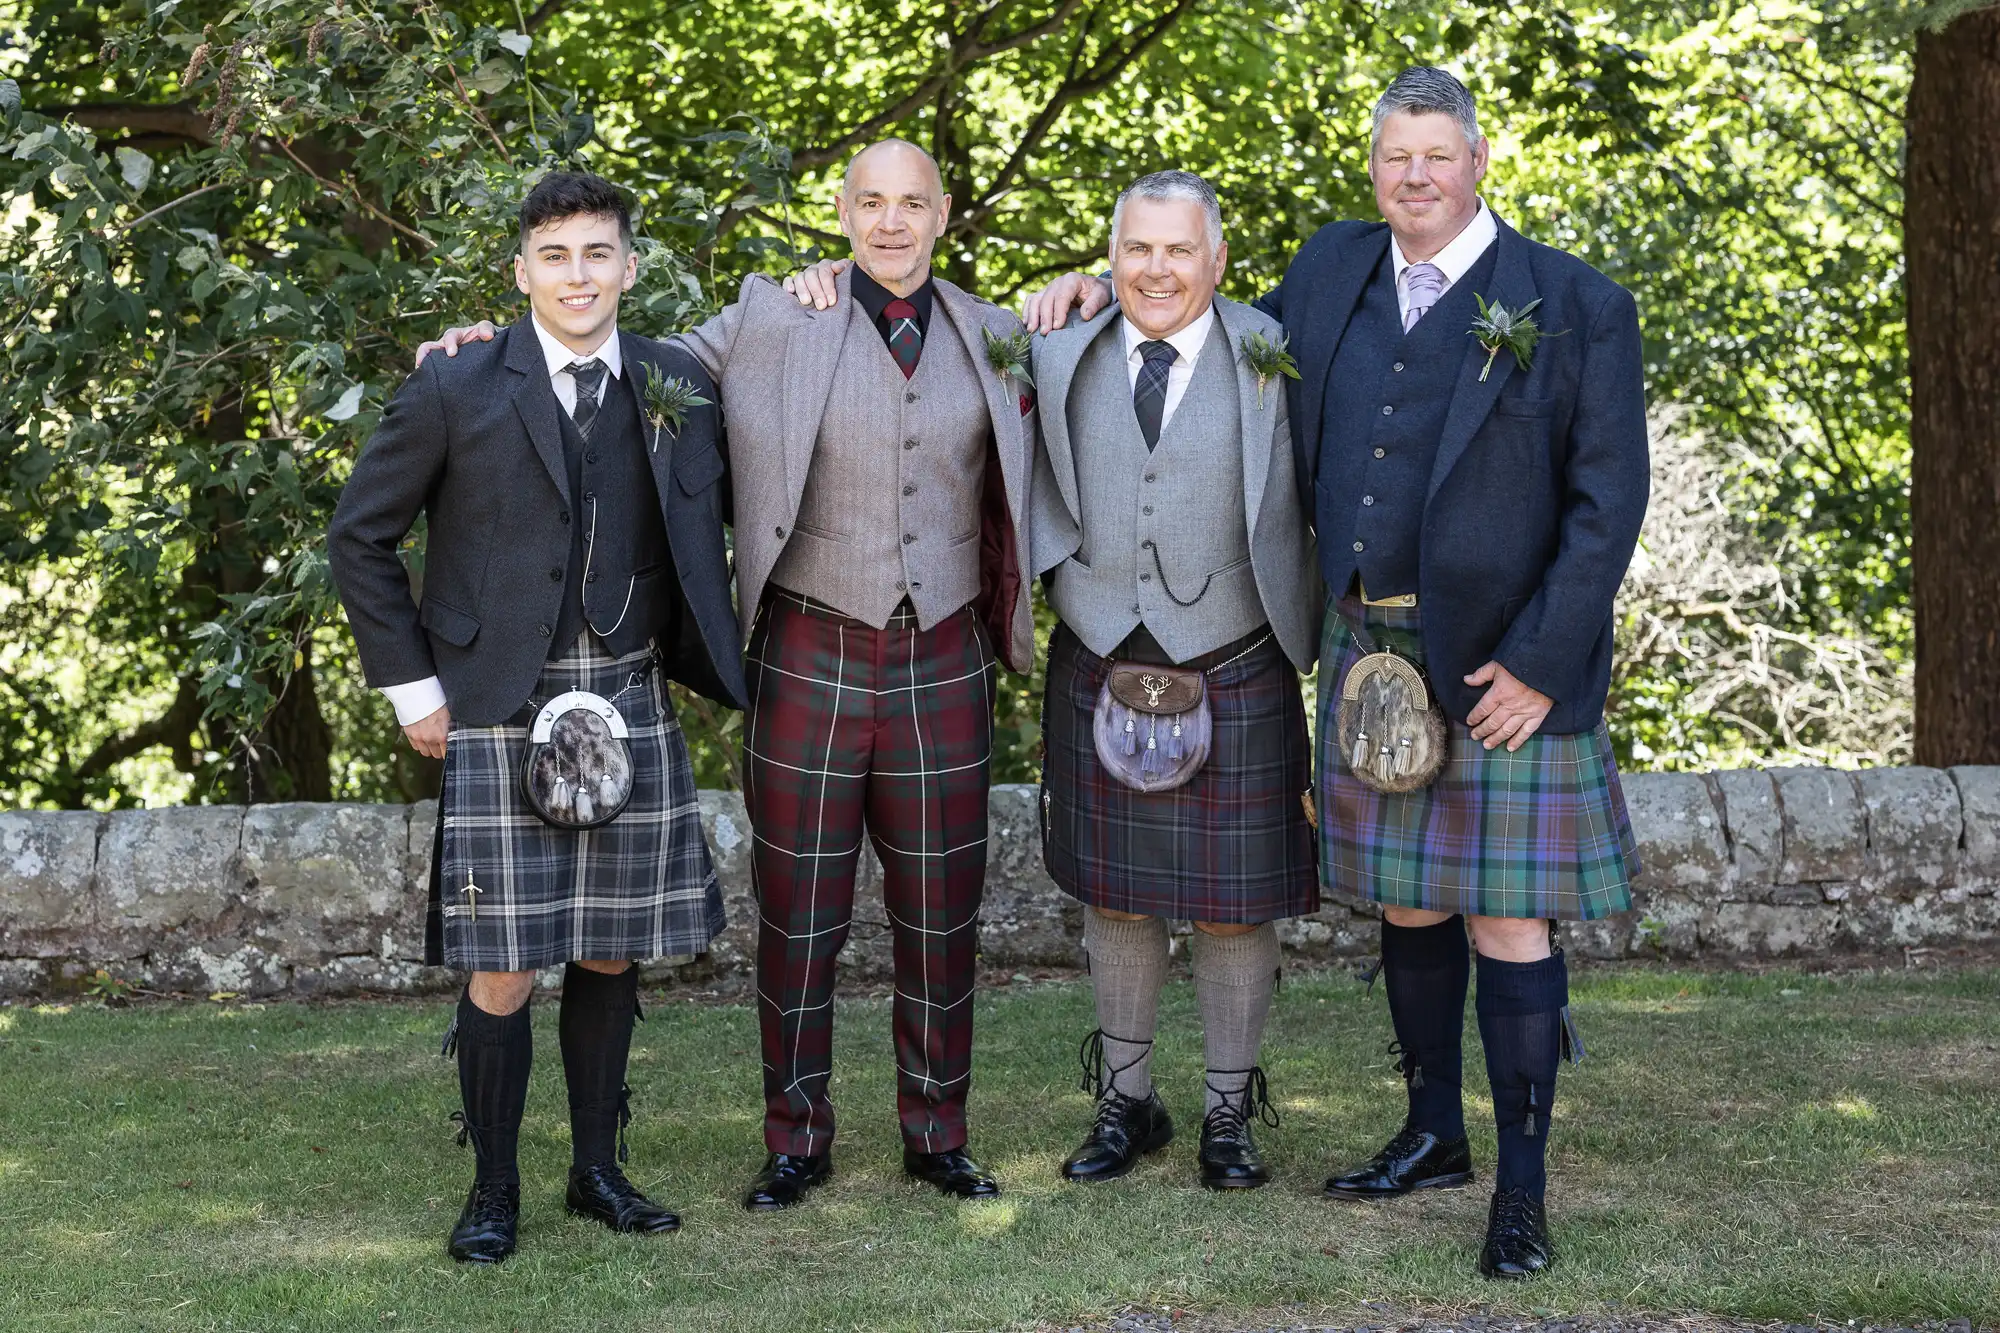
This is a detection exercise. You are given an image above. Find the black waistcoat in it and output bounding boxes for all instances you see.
[1315,243,1498,597]
[551,373,678,659]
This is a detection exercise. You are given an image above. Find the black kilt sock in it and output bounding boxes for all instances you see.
[1475,949,1568,1201]
[559,963,640,1169]
[453,988,532,1187]
[1380,915,1468,1140]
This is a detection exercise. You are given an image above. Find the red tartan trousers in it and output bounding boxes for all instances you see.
[743,590,995,1155]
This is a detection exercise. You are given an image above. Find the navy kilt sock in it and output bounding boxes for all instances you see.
[1380,915,1469,1140]
[1475,949,1569,1201]
[559,963,641,1169]
[452,988,532,1187]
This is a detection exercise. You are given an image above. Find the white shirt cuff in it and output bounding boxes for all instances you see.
[381,677,448,727]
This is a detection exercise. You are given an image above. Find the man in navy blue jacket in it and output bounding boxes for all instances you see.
[1026,67,1649,1279]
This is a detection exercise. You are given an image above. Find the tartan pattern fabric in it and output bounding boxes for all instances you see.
[436,634,723,971]
[1132,339,1177,450]
[1314,596,1639,921]
[1041,624,1318,924]
[884,297,923,379]
[563,357,606,436]
[744,589,996,1155]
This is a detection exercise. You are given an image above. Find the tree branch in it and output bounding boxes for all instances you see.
[36,102,212,143]
[71,676,204,781]
[523,0,575,33]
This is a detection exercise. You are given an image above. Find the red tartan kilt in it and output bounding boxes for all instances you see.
[1040,623,1318,924]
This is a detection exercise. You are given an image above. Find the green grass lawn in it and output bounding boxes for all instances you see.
[2,966,1996,1333]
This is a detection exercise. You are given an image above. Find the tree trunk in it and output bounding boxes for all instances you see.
[1909,10,2000,767]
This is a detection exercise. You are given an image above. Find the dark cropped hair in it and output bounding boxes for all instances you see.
[518,171,633,250]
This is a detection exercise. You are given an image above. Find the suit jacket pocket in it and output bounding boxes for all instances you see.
[420,595,480,648]
[675,443,726,495]
[1493,394,1557,420]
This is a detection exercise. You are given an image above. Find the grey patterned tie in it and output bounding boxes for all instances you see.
[564,358,607,439]
[1401,261,1447,333]
[1132,339,1178,451]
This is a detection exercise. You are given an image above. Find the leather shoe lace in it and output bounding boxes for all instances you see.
[1480,1186,1554,1279]
[567,1161,681,1234]
[1062,1089,1174,1181]
[1197,1067,1277,1190]
[448,1180,520,1264]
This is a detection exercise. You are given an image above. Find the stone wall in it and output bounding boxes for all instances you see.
[4,767,1998,997]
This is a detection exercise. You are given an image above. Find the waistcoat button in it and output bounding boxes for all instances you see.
[903,533,916,545]
[896,580,908,592]
[775,525,785,538]
[1140,573,1152,583]
[904,438,918,450]
[1143,505,1154,515]
[1393,362,1405,373]
[548,568,561,582]
[903,484,917,496]
[1375,447,1386,458]
[586,450,598,464]
[1363,496,1375,506]
[906,391,920,403]
[559,511,570,525]
[1352,541,1364,553]
[1381,405,1394,416]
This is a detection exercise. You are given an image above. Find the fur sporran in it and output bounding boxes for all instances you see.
[1092,663,1213,794]
[520,690,636,829]
[1336,620,1448,794]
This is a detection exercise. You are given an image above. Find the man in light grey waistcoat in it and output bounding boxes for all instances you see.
[1032,170,1322,1189]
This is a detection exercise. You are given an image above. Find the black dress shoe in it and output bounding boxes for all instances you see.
[1198,1103,1271,1190]
[1479,1187,1554,1279]
[1061,1091,1174,1182]
[448,1180,520,1263]
[743,1151,832,1211]
[903,1146,1001,1199]
[566,1162,681,1234]
[1324,1125,1474,1199]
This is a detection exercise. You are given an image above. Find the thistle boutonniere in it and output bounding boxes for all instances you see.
[1238,330,1300,409]
[1468,294,1546,383]
[982,327,1035,389]
[639,362,712,452]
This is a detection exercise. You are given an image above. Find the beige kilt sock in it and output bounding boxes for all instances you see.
[1191,923,1280,1115]
[1083,911,1170,1100]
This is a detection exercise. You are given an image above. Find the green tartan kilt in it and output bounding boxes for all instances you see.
[1315,597,1639,921]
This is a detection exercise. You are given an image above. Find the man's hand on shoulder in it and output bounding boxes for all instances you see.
[402,703,451,760]
[780,259,849,311]
[414,320,499,367]
[1022,273,1113,335]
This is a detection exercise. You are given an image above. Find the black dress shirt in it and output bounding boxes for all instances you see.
[851,265,935,349]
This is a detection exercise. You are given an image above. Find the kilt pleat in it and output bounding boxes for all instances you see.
[1041,623,1318,923]
[1314,596,1639,921]
[435,633,723,971]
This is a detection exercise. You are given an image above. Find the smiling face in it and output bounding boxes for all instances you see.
[836,141,950,297]
[512,211,637,355]
[1110,196,1227,341]
[1368,110,1488,261]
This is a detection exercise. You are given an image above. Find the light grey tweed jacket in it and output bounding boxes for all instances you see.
[1029,294,1323,671]
[674,266,1038,673]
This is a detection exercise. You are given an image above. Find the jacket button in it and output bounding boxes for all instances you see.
[903,484,917,496]
[548,568,561,582]
[1381,405,1394,416]
[559,511,570,525]
[903,533,916,545]
[586,450,598,463]
[1144,473,1156,483]
[1352,541,1365,553]
[1393,362,1405,373]
[910,580,922,590]
[896,580,908,592]
[904,438,919,450]
[537,623,552,638]
[1375,447,1387,458]
[1140,572,1152,583]
[906,391,920,404]
[1143,505,1154,516]
[1363,495,1375,506]
[1131,605,1141,615]
[775,525,786,538]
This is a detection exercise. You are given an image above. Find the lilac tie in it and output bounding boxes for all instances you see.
[1402,261,1446,333]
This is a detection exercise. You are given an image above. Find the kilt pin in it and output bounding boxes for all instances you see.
[745,591,995,1155]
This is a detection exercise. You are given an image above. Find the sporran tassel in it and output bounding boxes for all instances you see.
[551,776,573,818]
[1351,730,1370,773]
[1167,718,1184,761]
[597,774,619,809]
[573,790,595,823]
[1122,714,1137,756]
[1140,725,1161,777]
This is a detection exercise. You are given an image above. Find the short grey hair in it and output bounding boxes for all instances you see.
[1110,170,1224,254]
[1370,67,1481,153]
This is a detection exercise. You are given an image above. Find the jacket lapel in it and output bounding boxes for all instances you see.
[1301,225,1392,487]
[1214,298,1276,542]
[1425,216,1537,503]
[506,323,571,506]
[933,277,1028,532]
[622,337,677,501]
[779,270,849,520]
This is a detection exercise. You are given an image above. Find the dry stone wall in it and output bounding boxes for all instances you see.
[4,767,1998,997]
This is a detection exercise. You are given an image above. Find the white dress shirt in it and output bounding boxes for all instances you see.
[1389,198,1497,326]
[1118,303,1217,433]
[377,314,624,728]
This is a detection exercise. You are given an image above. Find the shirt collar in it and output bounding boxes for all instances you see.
[1119,301,1216,368]
[530,311,622,383]
[851,264,935,329]
[1390,198,1497,289]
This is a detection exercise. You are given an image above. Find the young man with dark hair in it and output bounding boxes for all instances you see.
[329,171,743,1263]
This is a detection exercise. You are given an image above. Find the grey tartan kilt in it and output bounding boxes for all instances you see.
[432,633,724,971]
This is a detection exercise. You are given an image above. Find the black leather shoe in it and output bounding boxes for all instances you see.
[743,1152,832,1211]
[448,1180,520,1263]
[1061,1091,1174,1182]
[566,1162,681,1234]
[903,1146,1001,1199]
[1479,1187,1554,1279]
[1324,1125,1474,1199]
[1198,1102,1271,1190]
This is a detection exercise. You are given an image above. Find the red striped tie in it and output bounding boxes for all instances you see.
[884,298,923,379]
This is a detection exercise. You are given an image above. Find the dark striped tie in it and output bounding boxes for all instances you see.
[564,358,607,438]
[884,298,923,379]
[1132,339,1178,451]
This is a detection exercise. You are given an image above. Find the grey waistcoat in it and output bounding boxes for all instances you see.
[1051,319,1268,663]
[769,301,988,629]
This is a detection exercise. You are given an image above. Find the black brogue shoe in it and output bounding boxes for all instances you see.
[743,1151,831,1211]
[1061,1091,1175,1182]
[448,1180,520,1263]
[903,1146,1001,1199]
[1479,1187,1555,1279]
[1324,1125,1474,1199]
[566,1162,681,1234]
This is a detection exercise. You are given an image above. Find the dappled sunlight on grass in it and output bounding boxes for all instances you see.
[955,1198,1022,1237]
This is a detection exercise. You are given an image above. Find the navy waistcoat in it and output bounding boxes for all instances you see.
[551,374,678,659]
[1315,243,1497,597]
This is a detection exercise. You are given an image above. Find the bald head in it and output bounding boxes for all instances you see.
[835,138,952,297]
